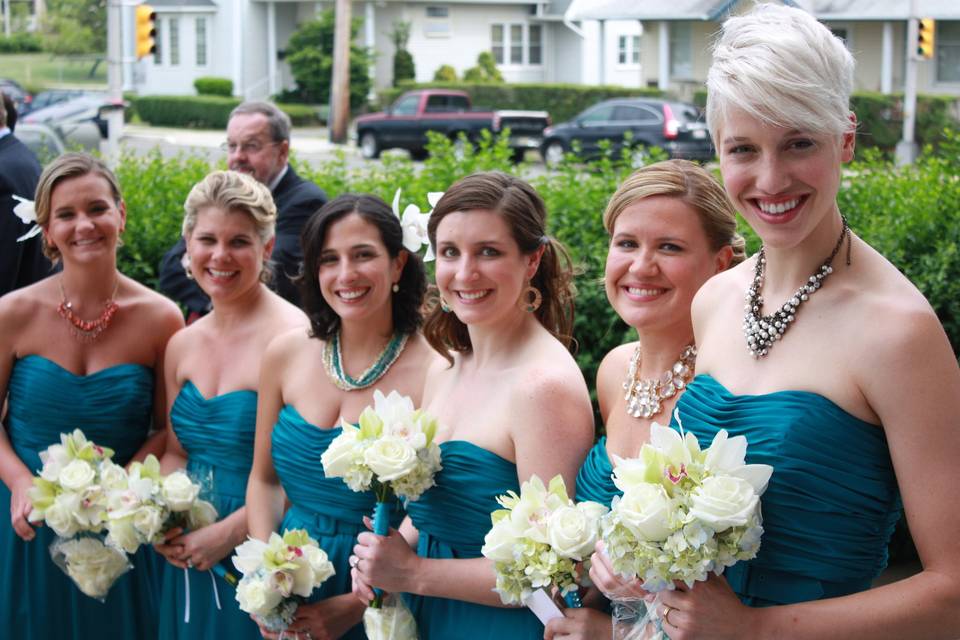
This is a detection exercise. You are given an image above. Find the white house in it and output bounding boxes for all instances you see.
[135,0,643,98]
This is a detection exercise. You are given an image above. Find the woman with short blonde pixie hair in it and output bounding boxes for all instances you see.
[590,5,960,639]
[154,169,306,639]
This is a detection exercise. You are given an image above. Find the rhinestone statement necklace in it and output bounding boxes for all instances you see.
[624,344,697,419]
[57,277,120,343]
[743,217,851,358]
[321,330,409,391]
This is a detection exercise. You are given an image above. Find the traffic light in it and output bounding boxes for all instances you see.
[135,4,156,60]
[917,18,935,60]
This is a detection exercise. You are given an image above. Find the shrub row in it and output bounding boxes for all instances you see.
[376,81,664,124]
[132,95,321,129]
[193,77,233,97]
[0,33,43,53]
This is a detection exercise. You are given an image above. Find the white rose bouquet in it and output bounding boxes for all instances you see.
[103,454,218,555]
[321,390,441,607]
[26,429,133,599]
[231,529,336,633]
[481,474,608,611]
[600,416,773,639]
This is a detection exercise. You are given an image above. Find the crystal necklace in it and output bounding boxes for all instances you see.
[321,330,409,391]
[57,277,120,343]
[743,216,851,358]
[624,344,697,419]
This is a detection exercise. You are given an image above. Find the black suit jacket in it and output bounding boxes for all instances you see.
[0,134,51,298]
[158,166,327,312]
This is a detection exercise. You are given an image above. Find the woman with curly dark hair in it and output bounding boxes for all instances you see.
[246,193,439,640]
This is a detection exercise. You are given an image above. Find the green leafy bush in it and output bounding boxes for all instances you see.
[193,77,233,97]
[0,33,43,53]
[433,65,457,82]
[378,82,663,124]
[133,95,321,128]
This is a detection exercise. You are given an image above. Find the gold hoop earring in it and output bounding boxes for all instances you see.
[518,285,542,313]
[439,296,451,313]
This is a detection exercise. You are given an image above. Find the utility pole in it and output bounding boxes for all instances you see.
[104,0,124,164]
[329,0,351,144]
[896,0,921,166]
[4,0,11,38]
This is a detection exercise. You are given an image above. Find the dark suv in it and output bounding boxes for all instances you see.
[540,98,714,165]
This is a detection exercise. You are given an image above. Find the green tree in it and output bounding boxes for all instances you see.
[390,21,415,86]
[285,9,373,110]
[43,0,106,54]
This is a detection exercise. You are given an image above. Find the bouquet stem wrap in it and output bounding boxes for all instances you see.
[563,590,582,609]
[612,595,666,640]
[370,495,393,608]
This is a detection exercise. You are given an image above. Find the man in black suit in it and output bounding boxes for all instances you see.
[158,101,327,316]
[0,91,51,297]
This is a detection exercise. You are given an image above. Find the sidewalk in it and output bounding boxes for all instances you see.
[122,123,356,156]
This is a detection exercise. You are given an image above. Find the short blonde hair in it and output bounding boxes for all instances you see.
[706,3,855,144]
[603,159,746,265]
[34,152,123,263]
[183,170,277,283]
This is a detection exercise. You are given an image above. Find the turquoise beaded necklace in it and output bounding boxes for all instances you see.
[322,330,409,391]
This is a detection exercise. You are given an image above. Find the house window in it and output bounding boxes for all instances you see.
[490,23,542,66]
[669,22,692,80]
[937,21,960,83]
[169,17,180,66]
[425,6,450,38]
[618,34,640,65]
[491,24,504,63]
[529,24,542,65]
[196,17,207,66]
[154,18,162,64]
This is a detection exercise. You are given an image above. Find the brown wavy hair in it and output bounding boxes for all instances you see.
[424,171,576,361]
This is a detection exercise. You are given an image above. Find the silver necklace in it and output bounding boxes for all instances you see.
[743,217,851,358]
[623,344,697,419]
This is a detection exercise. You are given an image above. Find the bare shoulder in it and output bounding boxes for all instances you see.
[597,341,636,414]
[692,258,753,318]
[265,290,309,330]
[265,325,314,362]
[0,279,55,347]
[124,277,183,331]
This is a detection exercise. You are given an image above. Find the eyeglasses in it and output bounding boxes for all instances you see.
[220,140,280,154]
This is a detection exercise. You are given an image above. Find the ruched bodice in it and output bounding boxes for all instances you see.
[575,437,619,507]
[0,355,158,640]
[673,374,901,606]
[272,405,383,640]
[404,440,544,639]
[6,355,152,469]
[160,382,260,640]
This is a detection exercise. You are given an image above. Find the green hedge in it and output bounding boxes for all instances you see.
[0,33,43,53]
[376,81,664,124]
[193,77,233,97]
[132,95,322,129]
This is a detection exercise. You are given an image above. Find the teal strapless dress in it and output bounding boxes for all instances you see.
[672,374,902,606]
[576,436,619,507]
[158,381,260,640]
[404,440,544,640]
[0,355,159,639]
[272,405,401,640]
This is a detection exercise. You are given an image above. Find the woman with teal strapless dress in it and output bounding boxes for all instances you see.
[592,6,960,638]
[246,193,438,640]
[152,171,307,640]
[0,153,184,639]
[544,161,742,640]
[351,172,595,640]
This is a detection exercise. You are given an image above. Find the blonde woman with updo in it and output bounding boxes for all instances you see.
[0,152,184,639]
[591,5,960,638]
[543,159,742,640]
[153,170,307,640]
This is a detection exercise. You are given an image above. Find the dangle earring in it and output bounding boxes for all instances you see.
[518,284,542,313]
[439,296,451,313]
[181,253,194,280]
[392,282,400,293]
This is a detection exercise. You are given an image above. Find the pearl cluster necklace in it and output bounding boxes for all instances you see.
[624,344,697,419]
[743,217,850,358]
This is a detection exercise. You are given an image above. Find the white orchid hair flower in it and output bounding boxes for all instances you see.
[391,188,442,262]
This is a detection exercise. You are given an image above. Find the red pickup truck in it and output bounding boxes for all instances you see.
[354,89,550,162]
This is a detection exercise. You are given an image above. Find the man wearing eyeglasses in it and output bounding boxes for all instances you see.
[158,101,327,317]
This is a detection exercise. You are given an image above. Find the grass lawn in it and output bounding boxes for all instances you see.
[0,53,107,91]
